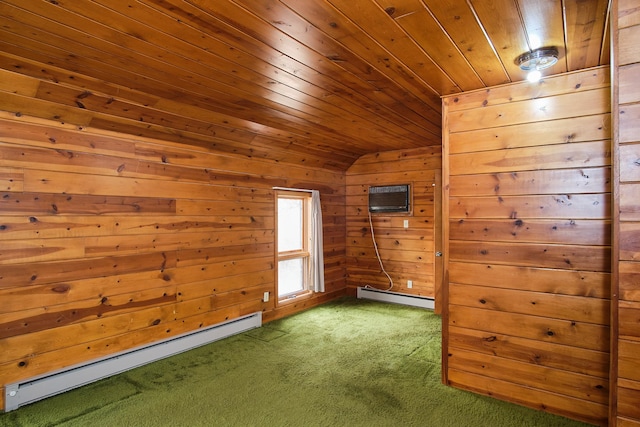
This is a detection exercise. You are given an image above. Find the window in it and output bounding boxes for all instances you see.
[276,191,312,301]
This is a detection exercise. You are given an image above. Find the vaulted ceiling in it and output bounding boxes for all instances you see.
[0,0,611,170]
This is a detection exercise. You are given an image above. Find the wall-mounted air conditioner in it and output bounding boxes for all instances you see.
[368,184,410,213]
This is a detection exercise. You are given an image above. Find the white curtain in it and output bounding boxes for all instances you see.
[310,190,325,292]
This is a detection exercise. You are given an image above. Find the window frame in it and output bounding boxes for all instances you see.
[275,190,313,304]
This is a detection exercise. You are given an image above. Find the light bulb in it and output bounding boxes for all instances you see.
[527,69,542,83]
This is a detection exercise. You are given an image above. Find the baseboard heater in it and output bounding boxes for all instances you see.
[4,312,262,412]
[357,287,434,310]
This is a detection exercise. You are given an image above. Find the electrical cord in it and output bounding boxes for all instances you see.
[367,210,393,291]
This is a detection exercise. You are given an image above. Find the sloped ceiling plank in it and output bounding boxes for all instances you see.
[282,0,443,109]
[517,0,568,74]
[0,46,359,170]
[84,0,424,150]
[1,0,413,159]
[279,0,443,125]
[373,0,485,91]
[154,0,428,147]
[230,0,441,140]
[0,18,368,158]
[325,0,461,96]
[0,50,361,162]
[153,0,438,147]
[421,0,511,87]
[563,0,611,71]
[467,0,531,82]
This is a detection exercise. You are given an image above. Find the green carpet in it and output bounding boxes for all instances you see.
[0,297,592,427]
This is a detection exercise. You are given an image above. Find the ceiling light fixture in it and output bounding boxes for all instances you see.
[516,47,559,83]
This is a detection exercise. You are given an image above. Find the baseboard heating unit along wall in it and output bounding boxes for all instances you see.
[357,287,434,310]
[4,312,262,412]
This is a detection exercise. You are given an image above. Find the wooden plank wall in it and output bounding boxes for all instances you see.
[442,67,612,426]
[0,71,347,408]
[345,148,441,299]
[613,0,640,425]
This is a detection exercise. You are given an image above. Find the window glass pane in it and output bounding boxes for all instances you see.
[278,258,304,296]
[278,198,303,252]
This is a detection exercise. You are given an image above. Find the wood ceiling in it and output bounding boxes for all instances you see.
[0,0,611,170]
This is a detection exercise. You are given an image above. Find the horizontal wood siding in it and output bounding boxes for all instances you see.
[614,0,640,425]
[443,67,612,426]
[345,147,441,298]
[0,85,347,397]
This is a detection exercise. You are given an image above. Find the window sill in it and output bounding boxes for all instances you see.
[278,290,313,306]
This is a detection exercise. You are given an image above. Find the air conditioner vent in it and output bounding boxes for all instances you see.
[368,184,410,213]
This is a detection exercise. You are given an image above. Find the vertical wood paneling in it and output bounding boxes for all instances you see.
[345,147,441,298]
[0,109,346,392]
[613,0,640,424]
[443,67,611,426]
